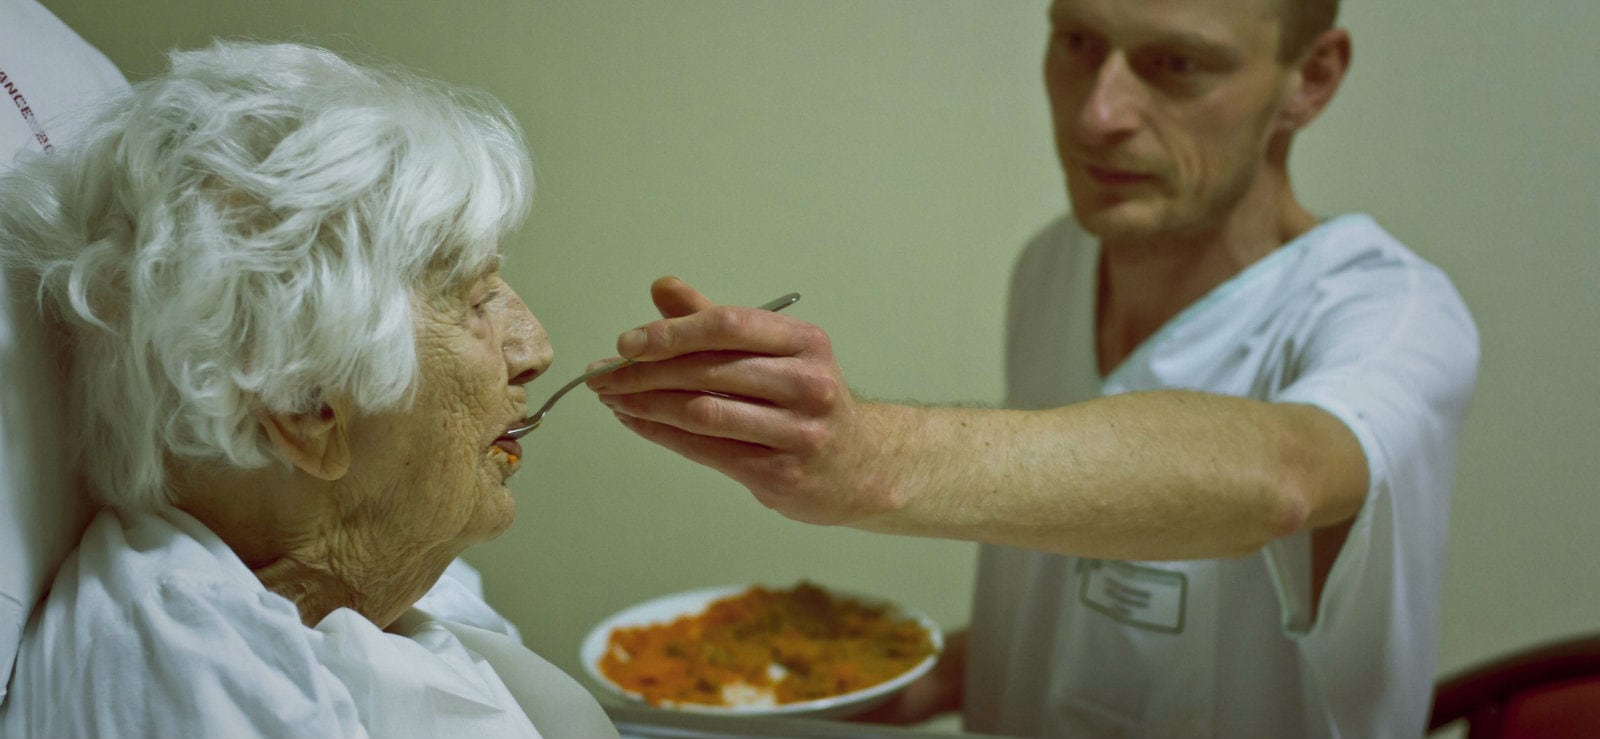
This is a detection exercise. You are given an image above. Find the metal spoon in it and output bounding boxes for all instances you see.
[500,292,801,440]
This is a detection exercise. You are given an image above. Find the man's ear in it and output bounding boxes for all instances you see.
[255,402,351,481]
[1278,28,1352,133]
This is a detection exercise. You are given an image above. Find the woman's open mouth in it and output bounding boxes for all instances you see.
[489,433,522,468]
[492,437,521,458]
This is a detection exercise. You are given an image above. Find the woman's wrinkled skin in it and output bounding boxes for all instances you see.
[174,268,552,629]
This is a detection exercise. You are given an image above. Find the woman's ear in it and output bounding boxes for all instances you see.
[255,402,351,481]
[1279,27,1352,133]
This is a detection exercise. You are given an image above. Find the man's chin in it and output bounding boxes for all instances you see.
[1072,202,1168,244]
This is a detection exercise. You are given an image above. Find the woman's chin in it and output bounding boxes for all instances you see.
[475,474,518,542]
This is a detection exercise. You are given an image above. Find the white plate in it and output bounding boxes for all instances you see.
[580,584,943,719]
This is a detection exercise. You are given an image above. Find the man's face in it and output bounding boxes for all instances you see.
[1044,0,1295,243]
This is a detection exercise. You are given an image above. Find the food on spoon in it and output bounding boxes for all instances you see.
[598,582,937,707]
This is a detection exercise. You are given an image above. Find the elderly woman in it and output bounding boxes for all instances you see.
[0,41,617,738]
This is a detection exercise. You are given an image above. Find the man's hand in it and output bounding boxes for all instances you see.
[588,276,892,525]
[591,279,1369,566]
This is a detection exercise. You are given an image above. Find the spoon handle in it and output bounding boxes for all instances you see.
[502,292,801,439]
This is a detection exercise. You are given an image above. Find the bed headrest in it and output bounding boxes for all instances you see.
[0,267,93,707]
[0,2,128,707]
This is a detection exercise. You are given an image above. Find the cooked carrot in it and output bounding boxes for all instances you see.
[599,582,935,707]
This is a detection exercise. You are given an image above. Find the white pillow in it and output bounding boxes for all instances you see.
[0,264,94,707]
[0,0,128,705]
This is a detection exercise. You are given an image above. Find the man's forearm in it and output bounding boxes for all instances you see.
[848,390,1368,560]
[591,279,1369,559]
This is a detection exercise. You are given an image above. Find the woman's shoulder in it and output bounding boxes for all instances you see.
[6,508,366,738]
[56,507,287,616]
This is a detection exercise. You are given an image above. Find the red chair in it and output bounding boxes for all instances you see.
[1428,634,1600,739]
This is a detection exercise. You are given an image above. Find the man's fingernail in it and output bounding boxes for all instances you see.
[618,329,646,358]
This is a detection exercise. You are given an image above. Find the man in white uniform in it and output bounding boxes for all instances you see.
[586,0,1479,737]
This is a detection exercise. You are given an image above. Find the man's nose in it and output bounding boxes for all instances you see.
[1078,53,1141,141]
[501,289,553,386]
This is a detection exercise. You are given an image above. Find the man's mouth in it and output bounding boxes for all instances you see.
[1083,164,1154,186]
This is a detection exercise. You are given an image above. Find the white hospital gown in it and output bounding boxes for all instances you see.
[2,507,617,739]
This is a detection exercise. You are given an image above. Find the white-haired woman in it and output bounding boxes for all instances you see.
[0,41,618,738]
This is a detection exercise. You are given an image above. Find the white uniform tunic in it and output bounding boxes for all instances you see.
[965,214,1479,738]
[2,507,619,739]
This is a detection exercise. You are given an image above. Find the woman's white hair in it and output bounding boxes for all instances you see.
[0,40,532,511]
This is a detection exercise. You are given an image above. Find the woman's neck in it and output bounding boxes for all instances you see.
[171,463,453,629]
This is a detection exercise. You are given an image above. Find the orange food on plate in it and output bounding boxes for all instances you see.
[599,582,936,707]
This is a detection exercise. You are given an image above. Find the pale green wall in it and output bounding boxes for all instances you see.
[40,0,1600,707]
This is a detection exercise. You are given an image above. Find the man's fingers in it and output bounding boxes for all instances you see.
[610,410,843,525]
[619,307,823,362]
[589,353,841,412]
[617,276,825,362]
[649,275,713,319]
[608,411,788,490]
[598,389,820,451]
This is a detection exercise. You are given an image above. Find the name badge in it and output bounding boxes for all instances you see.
[1078,559,1187,634]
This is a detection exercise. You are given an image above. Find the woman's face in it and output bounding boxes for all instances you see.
[341,269,553,558]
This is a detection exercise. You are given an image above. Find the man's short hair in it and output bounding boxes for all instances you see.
[1279,0,1341,61]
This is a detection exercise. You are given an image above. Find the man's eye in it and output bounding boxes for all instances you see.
[1132,52,1205,85]
[1057,30,1092,54]
[1163,55,1197,74]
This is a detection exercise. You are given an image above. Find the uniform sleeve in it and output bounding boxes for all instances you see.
[1278,259,1480,506]
[51,575,369,739]
[1271,255,1479,734]
[1277,254,1479,614]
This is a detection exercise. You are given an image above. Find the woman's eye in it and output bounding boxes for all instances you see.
[471,288,499,317]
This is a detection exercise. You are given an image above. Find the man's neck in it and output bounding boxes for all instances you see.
[1095,175,1318,375]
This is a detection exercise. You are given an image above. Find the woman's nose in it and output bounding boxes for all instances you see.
[500,288,553,386]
